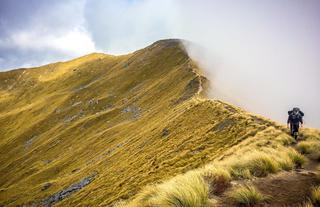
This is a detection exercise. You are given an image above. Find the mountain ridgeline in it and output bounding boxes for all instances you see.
[0,39,320,207]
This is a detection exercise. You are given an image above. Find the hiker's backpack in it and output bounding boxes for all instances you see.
[288,110,304,117]
[288,109,304,123]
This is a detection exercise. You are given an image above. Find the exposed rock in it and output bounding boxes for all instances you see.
[42,172,97,206]
[122,105,141,119]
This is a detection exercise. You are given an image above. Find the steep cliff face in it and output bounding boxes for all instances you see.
[0,39,318,206]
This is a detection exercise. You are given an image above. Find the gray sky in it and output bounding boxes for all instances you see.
[0,0,319,128]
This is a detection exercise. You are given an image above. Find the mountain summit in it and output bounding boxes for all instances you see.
[0,39,319,207]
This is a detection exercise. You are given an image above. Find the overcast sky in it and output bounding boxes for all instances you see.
[0,0,319,127]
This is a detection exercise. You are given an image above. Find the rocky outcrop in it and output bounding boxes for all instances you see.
[40,172,97,206]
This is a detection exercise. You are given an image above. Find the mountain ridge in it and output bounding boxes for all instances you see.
[0,39,319,206]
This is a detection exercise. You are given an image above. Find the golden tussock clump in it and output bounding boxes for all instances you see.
[228,184,266,206]
[127,171,209,207]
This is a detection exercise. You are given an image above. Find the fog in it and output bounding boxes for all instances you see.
[173,0,320,128]
[0,0,319,127]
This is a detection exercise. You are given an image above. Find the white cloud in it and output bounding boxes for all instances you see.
[50,28,97,55]
[84,0,178,54]
[1,28,95,54]
[0,0,96,70]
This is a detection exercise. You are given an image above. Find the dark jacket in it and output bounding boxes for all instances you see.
[287,111,303,125]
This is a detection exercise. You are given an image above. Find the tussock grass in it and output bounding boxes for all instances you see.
[277,135,295,146]
[201,165,231,195]
[221,148,305,179]
[128,171,209,207]
[121,147,306,206]
[300,201,314,207]
[287,148,306,168]
[229,184,266,206]
[297,140,320,161]
[297,141,320,154]
[125,144,306,206]
[227,151,279,179]
[276,156,294,171]
[311,186,320,206]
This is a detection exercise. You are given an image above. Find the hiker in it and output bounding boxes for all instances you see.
[287,107,304,139]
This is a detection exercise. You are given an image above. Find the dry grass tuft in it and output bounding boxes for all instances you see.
[297,141,320,154]
[311,186,320,206]
[119,143,307,206]
[286,148,306,168]
[300,201,314,207]
[202,165,231,195]
[227,151,279,178]
[297,140,320,161]
[128,171,210,207]
[229,184,266,207]
[277,135,295,146]
[276,155,294,171]
[221,148,305,179]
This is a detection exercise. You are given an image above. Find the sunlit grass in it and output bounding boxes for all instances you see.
[297,140,320,161]
[127,171,210,207]
[221,148,304,179]
[229,184,266,206]
[297,141,320,154]
[286,148,306,168]
[201,165,231,195]
[311,186,320,206]
[230,152,279,178]
[300,201,314,207]
[124,147,306,206]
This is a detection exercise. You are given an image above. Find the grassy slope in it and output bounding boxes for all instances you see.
[0,39,319,206]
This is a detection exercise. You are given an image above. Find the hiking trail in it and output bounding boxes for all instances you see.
[214,133,319,207]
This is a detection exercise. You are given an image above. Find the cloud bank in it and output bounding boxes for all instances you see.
[0,0,96,69]
[0,0,319,127]
[175,0,320,128]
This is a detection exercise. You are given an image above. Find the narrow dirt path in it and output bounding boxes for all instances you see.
[214,136,320,207]
[216,170,317,207]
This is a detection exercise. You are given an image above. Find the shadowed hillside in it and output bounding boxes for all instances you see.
[1,39,320,207]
